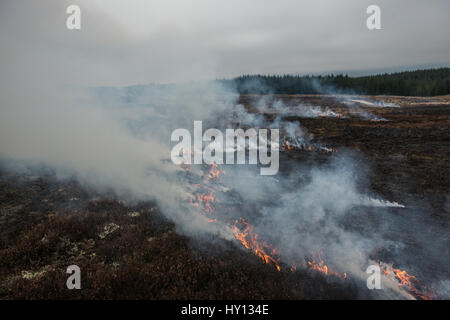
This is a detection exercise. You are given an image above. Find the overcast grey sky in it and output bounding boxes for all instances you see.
[1,0,449,85]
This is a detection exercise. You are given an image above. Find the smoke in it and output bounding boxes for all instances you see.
[0,68,241,238]
[217,152,419,298]
[348,99,400,108]
[0,1,241,239]
[257,101,344,118]
[1,0,448,300]
[209,84,449,300]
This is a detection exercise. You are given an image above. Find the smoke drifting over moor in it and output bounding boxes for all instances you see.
[1,1,449,300]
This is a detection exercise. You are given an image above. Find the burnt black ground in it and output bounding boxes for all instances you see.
[0,94,449,299]
[0,172,356,299]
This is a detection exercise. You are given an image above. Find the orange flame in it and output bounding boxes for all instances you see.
[232,218,281,271]
[196,192,215,213]
[380,264,434,300]
[306,251,346,279]
[189,161,433,301]
[281,141,293,151]
[208,162,226,179]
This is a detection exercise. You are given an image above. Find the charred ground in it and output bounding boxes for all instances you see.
[1,94,449,299]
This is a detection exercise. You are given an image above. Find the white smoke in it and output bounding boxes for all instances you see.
[1,0,447,300]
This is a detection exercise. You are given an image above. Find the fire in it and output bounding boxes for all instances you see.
[380,263,434,300]
[208,162,226,179]
[316,110,343,118]
[306,251,346,279]
[281,141,294,150]
[281,137,338,153]
[196,192,215,213]
[180,140,435,300]
[190,162,434,300]
[232,218,281,271]
[192,163,225,217]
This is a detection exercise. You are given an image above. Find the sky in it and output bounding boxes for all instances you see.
[1,0,449,85]
[1,1,450,300]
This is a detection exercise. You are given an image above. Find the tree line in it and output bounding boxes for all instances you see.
[221,68,450,96]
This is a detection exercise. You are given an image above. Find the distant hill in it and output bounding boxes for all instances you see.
[222,68,450,96]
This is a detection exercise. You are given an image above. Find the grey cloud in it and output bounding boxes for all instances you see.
[2,0,449,86]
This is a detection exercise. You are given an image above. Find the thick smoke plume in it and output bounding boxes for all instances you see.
[1,0,448,300]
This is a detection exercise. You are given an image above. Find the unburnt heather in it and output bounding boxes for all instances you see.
[0,94,449,299]
[0,171,356,299]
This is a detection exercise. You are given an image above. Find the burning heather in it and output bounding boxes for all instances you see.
[0,0,449,303]
[1,77,449,300]
[178,152,435,300]
[377,262,435,300]
[231,218,281,272]
[259,104,344,119]
[281,138,338,153]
